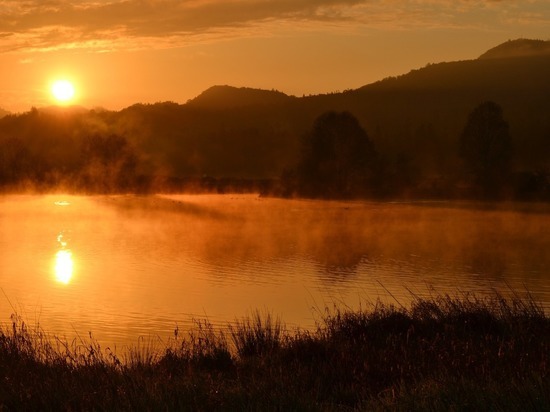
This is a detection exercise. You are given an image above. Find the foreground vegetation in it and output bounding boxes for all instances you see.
[1,292,549,410]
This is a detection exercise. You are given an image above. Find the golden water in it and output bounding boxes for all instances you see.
[1,194,549,349]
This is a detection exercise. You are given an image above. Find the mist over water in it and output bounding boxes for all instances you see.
[0,194,549,348]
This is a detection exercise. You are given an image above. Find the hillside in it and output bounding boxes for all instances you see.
[90,38,548,179]
[479,39,550,59]
[0,39,549,197]
[187,85,294,109]
[339,52,550,169]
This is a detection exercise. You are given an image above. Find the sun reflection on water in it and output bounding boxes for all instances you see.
[54,229,75,285]
[55,249,74,284]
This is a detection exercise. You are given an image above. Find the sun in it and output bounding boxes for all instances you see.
[51,79,75,103]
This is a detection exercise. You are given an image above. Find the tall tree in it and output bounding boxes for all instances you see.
[294,111,377,198]
[459,101,512,198]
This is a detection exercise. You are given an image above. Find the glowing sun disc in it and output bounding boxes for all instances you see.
[51,80,75,102]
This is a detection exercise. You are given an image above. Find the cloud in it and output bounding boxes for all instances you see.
[3,0,358,52]
[0,0,548,53]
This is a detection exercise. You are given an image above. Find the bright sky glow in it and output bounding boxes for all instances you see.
[0,0,548,111]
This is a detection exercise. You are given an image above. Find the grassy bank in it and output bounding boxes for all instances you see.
[1,292,549,410]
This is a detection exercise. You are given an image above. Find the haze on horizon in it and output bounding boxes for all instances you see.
[1,0,549,112]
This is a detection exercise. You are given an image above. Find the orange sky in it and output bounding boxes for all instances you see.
[1,0,548,112]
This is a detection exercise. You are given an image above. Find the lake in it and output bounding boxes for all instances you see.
[1,194,549,349]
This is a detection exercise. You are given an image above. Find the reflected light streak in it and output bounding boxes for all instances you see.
[57,233,67,248]
[55,250,74,284]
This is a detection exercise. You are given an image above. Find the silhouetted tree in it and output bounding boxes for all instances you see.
[459,101,512,198]
[293,111,377,198]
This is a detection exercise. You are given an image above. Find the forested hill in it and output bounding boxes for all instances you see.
[336,45,550,170]
[478,39,550,59]
[187,86,295,109]
[0,39,549,197]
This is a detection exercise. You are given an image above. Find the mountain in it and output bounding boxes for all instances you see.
[122,40,550,179]
[0,108,9,119]
[340,48,550,169]
[0,39,549,195]
[479,39,550,59]
[187,85,294,109]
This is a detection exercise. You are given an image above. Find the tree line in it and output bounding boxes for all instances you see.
[0,102,548,200]
[0,108,148,193]
[276,101,548,200]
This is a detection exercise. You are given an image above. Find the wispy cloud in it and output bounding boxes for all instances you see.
[0,0,548,53]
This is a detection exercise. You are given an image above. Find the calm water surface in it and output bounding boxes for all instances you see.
[1,194,549,348]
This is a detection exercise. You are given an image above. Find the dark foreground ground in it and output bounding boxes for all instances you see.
[1,292,549,411]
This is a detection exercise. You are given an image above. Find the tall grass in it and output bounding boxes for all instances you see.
[229,310,282,357]
[1,292,548,410]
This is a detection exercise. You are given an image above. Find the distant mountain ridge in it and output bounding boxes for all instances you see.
[479,39,550,59]
[122,38,550,178]
[0,39,549,196]
[183,39,550,111]
[187,85,293,109]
